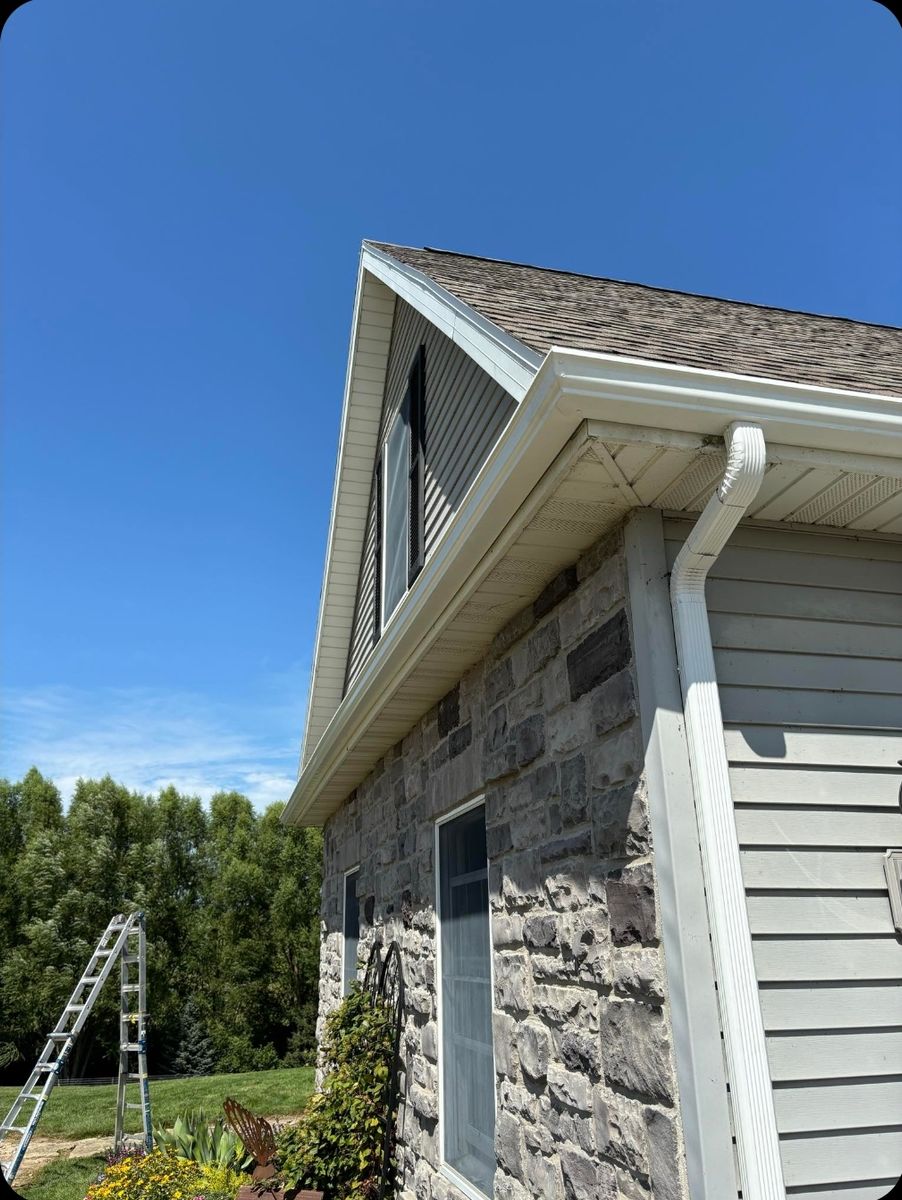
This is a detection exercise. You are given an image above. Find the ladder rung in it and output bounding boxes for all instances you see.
[126,1072,144,1080]
[1,1125,27,1135]
[96,950,114,957]
[35,1063,58,1071]
[21,1093,43,1102]
[121,956,139,964]
[82,976,101,984]
[47,1032,73,1040]
[121,1044,143,1052]
[125,1102,144,1110]
[121,985,140,992]
[65,1005,86,1012]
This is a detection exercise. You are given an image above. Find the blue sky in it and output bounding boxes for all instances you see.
[2,0,900,807]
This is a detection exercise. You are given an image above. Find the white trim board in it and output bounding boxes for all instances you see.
[624,510,738,1200]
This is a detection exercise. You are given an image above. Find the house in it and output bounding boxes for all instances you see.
[283,242,902,1200]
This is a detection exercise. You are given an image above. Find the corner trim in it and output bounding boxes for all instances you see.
[669,424,785,1200]
[624,509,737,1200]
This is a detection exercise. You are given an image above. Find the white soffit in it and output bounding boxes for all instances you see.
[301,246,542,766]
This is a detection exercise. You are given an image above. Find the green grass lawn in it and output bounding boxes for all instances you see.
[0,1066,314,1142]
[18,1155,107,1200]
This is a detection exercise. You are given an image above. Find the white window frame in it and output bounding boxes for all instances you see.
[380,405,410,631]
[341,865,360,996]
[435,795,497,1200]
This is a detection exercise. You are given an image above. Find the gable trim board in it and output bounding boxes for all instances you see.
[302,245,541,766]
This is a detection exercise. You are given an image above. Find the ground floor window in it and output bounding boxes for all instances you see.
[437,800,495,1198]
[342,867,359,995]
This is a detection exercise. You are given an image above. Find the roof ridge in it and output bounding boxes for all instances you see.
[366,240,902,334]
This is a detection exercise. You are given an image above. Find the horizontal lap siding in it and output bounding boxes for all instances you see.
[344,300,516,692]
[664,520,902,1198]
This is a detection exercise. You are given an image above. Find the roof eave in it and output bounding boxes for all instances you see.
[285,348,902,826]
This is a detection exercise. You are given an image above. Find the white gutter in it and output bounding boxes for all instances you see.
[669,422,785,1200]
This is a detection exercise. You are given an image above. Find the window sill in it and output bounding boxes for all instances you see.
[439,1162,492,1200]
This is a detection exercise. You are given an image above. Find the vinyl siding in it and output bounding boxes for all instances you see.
[664,520,902,1200]
[344,300,516,692]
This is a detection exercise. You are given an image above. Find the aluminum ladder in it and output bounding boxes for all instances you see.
[0,911,153,1185]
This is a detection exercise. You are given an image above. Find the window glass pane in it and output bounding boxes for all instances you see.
[343,870,359,995]
[439,806,494,1197]
[383,411,409,623]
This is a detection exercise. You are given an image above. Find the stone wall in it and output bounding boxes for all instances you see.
[318,525,688,1200]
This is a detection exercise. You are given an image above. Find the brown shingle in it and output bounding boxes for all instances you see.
[367,243,902,398]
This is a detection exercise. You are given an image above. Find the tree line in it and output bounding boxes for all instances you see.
[0,768,323,1084]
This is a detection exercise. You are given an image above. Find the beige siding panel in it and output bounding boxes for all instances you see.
[747,894,895,936]
[716,649,902,694]
[706,578,902,624]
[740,849,887,891]
[710,612,902,659]
[724,727,902,768]
[735,807,902,848]
[752,937,902,982]
[760,984,902,1031]
[775,1079,902,1135]
[767,1030,902,1081]
[729,766,901,808]
[721,686,902,728]
[779,1129,902,1189]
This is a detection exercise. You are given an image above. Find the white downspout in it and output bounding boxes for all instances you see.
[670,422,786,1200]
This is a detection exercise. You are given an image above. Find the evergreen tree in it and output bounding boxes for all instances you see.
[173,999,217,1077]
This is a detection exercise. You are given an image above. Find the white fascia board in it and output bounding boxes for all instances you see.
[362,243,542,401]
[550,347,902,458]
[289,344,902,824]
[300,252,374,765]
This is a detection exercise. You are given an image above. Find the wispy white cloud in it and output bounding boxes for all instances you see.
[0,666,309,809]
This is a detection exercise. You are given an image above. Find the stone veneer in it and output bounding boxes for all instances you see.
[318,525,688,1200]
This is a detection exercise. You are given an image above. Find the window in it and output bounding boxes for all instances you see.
[377,347,425,632]
[437,801,495,1198]
[342,868,360,996]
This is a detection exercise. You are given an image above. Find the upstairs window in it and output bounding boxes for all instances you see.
[377,347,425,633]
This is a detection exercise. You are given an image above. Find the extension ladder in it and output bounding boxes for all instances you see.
[0,912,153,1185]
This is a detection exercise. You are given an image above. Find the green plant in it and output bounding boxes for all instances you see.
[273,984,397,1200]
[85,1149,203,1200]
[153,1108,252,1172]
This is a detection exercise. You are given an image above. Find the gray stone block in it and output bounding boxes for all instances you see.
[514,713,546,768]
[534,565,578,621]
[448,720,472,759]
[592,777,650,860]
[566,608,631,701]
[607,862,657,946]
[516,1019,552,1082]
[645,1107,683,1200]
[437,685,460,737]
[528,619,561,674]
[601,1000,674,1105]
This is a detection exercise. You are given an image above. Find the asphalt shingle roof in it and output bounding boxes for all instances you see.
[368,243,902,398]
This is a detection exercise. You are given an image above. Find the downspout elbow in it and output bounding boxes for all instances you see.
[671,421,766,602]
